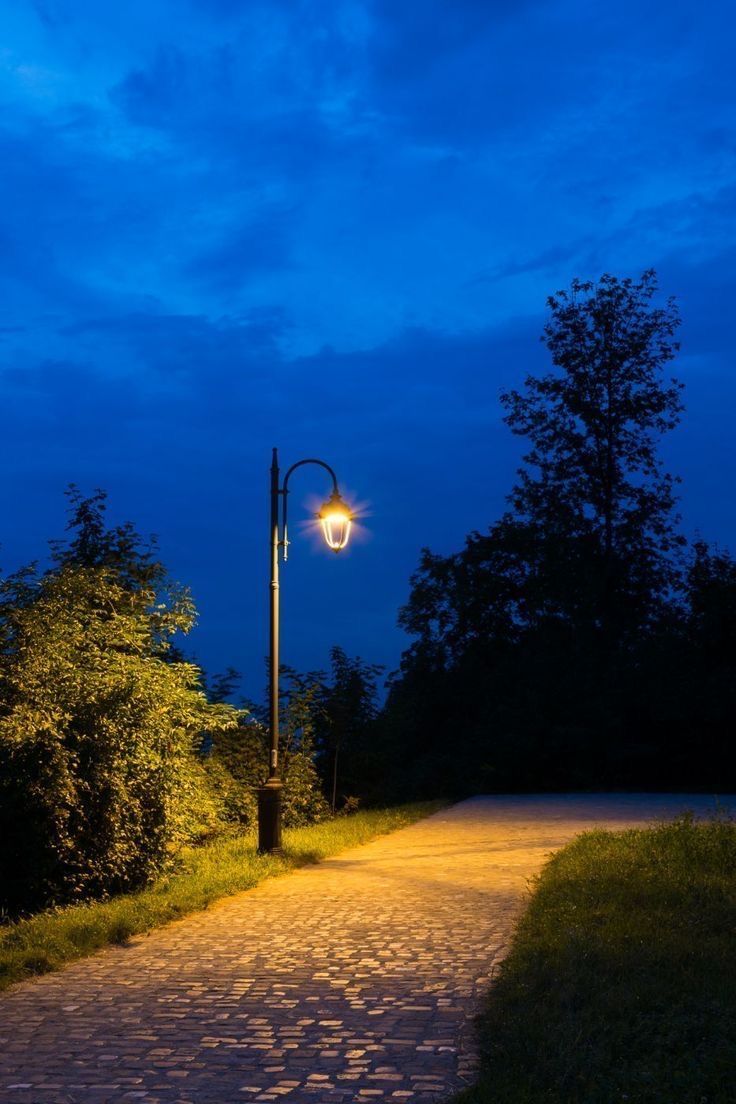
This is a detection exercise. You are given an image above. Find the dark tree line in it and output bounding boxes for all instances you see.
[372,272,736,799]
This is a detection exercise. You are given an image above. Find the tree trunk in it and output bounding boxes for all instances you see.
[331,744,340,813]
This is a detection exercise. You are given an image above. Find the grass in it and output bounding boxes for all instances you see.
[457,813,736,1104]
[0,801,443,992]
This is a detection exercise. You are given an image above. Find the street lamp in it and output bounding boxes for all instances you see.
[318,489,353,552]
[258,447,355,853]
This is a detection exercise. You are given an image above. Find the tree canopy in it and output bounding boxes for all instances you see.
[384,272,735,798]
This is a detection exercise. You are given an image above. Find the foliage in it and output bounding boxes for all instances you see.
[504,269,684,635]
[203,723,263,828]
[385,271,736,796]
[402,272,684,651]
[0,802,444,992]
[276,667,332,825]
[219,651,385,818]
[0,489,238,914]
[209,666,332,828]
[312,647,384,810]
[455,815,736,1104]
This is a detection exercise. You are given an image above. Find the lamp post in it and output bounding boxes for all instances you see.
[258,447,354,854]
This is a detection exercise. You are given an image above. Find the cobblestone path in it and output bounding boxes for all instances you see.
[1,794,732,1104]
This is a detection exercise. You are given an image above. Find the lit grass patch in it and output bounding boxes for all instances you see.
[457,814,736,1104]
[0,802,443,992]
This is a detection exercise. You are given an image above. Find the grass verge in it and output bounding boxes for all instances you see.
[0,801,443,992]
[458,813,736,1104]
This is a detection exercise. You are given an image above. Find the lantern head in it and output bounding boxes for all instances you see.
[317,489,353,552]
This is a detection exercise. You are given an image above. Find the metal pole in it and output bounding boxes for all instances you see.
[257,447,283,853]
[269,447,280,782]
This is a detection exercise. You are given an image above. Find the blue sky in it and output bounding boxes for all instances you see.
[1,0,735,697]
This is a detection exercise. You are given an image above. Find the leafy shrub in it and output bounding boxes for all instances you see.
[205,723,265,828]
[281,747,330,826]
[0,491,238,915]
[206,717,330,829]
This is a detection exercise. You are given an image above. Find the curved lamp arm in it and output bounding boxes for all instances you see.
[280,458,341,561]
[282,458,339,495]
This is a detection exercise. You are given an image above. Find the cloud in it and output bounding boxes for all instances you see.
[468,244,586,286]
[185,205,299,291]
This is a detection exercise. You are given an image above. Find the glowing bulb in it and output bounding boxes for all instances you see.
[317,491,353,552]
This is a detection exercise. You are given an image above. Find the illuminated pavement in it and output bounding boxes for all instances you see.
[0,793,732,1104]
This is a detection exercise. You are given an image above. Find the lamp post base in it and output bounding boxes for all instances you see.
[257,779,283,854]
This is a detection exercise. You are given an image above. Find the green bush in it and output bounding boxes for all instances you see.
[0,491,238,914]
[206,717,330,829]
[204,723,264,827]
[281,747,330,825]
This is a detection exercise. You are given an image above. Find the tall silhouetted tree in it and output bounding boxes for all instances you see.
[502,270,684,639]
[388,272,697,794]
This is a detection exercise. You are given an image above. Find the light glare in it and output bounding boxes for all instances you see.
[317,491,354,552]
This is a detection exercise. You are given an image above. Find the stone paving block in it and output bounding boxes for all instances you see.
[0,794,731,1104]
